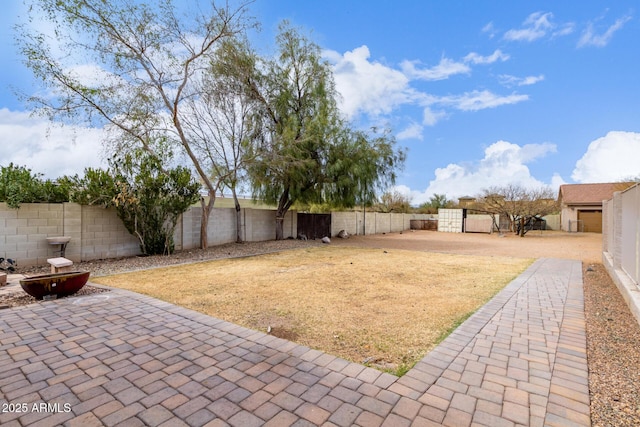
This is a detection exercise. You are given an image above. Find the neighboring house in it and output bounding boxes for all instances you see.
[558,182,633,233]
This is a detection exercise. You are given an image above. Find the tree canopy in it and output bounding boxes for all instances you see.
[478,184,558,236]
[18,0,254,248]
[18,3,406,242]
[218,23,406,239]
[418,193,454,213]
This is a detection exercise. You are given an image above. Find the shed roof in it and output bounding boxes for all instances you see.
[558,183,633,207]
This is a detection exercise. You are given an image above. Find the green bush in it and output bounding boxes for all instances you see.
[0,163,70,208]
[71,152,201,255]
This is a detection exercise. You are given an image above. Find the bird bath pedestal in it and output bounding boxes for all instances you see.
[46,236,72,257]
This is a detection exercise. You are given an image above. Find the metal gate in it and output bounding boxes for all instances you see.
[297,213,331,240]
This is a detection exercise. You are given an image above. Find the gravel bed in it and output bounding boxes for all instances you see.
[0,285,110,309]
[20,239,322,277]
[583,263,640,426]
[1,238,639,425]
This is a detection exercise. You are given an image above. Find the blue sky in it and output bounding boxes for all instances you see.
[2,1,640,205]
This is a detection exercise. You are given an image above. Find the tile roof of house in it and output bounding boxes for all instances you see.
[558,182,634,206]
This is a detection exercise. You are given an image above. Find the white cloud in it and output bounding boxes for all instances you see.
[397,123,423,141]
[504,12,555,42]
[463,49,510,65]
[503,12,574,43]
[550,173,567,190]
[499,74,545,87]
[481,22,498,39]
[400,57,470,81]
[405,140,557,205]
[572,131,640,182]
[325,45,529,124]
[578,15,632,48]
[325,46,416,118]
[441,90,529,111]
[553,23,576,37]
[0,108,107,179]
[422,107,447,126]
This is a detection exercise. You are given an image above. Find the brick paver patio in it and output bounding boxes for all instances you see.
[0,257,588,426]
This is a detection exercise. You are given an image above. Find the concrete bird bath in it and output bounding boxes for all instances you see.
[46,236,71,257]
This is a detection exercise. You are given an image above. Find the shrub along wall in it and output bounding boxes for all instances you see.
[0,202,301,267]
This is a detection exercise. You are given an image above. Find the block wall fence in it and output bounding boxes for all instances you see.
[603,183,640,324]
[0,203,431,267]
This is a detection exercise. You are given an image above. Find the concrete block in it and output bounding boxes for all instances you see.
[86,224,104,233]
[28,218,48,227]
[17,226,38,236]
[47,257,74,273]
[7,218,28,228]
[37,226,61,235]
[17,241,39,252]
[0,204,18,219]
[38,208,62,219]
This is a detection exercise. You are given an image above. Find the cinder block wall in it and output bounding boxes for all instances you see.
[80,205,140,261]
[375,213,391,234]
[245,209,296,241]
[2,203,431,267]
[390,213,404,232]
[0,203,66,266]
[330,212,433,237]
[331,212,358,236]
[602,184,640,326]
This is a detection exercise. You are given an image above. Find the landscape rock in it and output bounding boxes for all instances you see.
[321,236,331,244]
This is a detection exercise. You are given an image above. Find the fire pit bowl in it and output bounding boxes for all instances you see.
[20,271,90,300]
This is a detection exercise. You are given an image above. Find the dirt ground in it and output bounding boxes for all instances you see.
[332,229,603,263]
[92,246,531,373]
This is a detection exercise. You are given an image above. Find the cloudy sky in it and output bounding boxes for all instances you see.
[1,1,639,205]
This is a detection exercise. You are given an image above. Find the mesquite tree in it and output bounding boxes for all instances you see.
[17,0,253,249]
[479,184,558,236]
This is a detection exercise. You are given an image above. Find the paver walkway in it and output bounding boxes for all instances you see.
[0,258,589,426]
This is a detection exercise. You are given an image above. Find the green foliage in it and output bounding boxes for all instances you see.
[112,153,201,255]
[0,163,70,208]
[417,193,453,214]
[222,23,406,238]
[327,128,406,210]
[68,168,118,207]
[72,152,201,255]
[244,23,340,211]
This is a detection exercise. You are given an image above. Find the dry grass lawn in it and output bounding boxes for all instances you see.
[93,246,532,373]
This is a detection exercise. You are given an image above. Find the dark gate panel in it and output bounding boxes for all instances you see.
[297,213,331,240]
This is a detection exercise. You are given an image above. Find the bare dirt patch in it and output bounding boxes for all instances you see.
[332,229,602,263]
[92,246,532,372]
